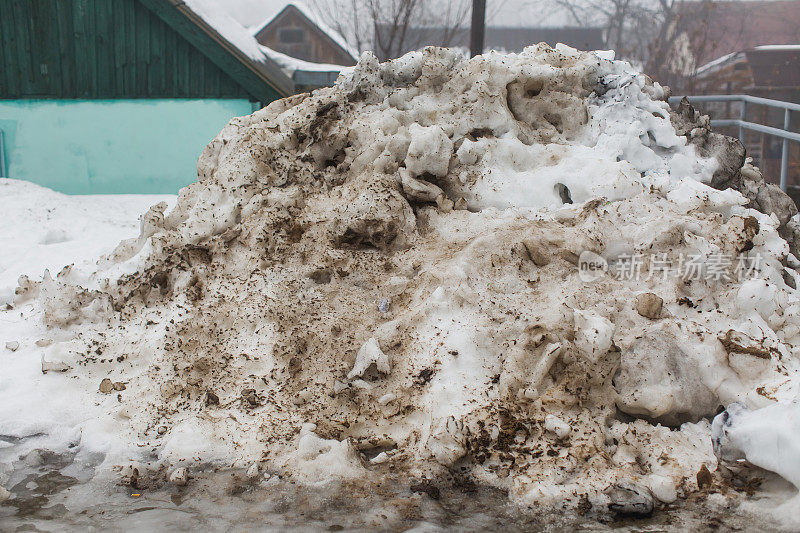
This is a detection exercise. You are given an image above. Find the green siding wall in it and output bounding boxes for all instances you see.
[0,0,253,99]
[0,99,253,194]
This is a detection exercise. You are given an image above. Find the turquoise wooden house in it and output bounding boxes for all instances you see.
[0,0,294,194]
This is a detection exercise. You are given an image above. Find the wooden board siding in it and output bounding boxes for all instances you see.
[0,0,252,99]
[254,6,357,67]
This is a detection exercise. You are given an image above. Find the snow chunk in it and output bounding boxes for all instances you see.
[544,415,571,439]
[667,178,747,213]
[404,124,454,178]
[169,467,189,486]
[573,310,614,362]
[283,424,364,483]
[614,324,721,424]
[348,338,390,379]
[713,402,800,489]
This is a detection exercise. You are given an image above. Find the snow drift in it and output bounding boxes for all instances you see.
[7,45,800,521]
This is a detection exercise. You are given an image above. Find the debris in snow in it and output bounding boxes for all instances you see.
[377,298,390,314]
[205,391,220,406]
[718,329,775,359]
[410,481,441,500]
[99,379,114,394]
[635,292,663,319]
[120,464,141,487]
[697,464,714,489]
[241,388,264,408]
[606,479,654,517]
[4,341,18,352]
[14,44,800,522]
[99,378,126,394]
[0,485,10,503]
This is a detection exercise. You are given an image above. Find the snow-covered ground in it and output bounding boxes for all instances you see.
[0,180,176,525]
[0,180,175,305]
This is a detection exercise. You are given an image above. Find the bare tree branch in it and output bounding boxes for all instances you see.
[311,0,471,59]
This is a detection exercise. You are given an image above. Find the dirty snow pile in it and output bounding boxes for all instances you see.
[5,45,800,522]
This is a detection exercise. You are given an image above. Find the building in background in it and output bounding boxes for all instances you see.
[693,45,800,187]
[374,26,605,60]
[0,0,293,194]
[677,1,800,79]
[252,3,357,93]
[253,4,358,67]
[654,0,800,92]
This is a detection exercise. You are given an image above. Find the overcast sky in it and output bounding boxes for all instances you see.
[220,0,566,31]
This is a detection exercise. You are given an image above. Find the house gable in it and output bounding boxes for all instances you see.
[254,5,357,67]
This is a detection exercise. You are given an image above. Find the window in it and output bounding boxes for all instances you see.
[279,28,305,44]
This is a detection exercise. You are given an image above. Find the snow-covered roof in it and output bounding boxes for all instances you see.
[184,0,266,62]
[753,44,800,51]
[695,51,744,77]
[260,45,349,76]
[179,0,350,91]
[695,43,800,78]
[252,2,360,62]
[179,0,294,96]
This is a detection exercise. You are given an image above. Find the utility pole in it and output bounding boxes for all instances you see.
[470,0,486,57]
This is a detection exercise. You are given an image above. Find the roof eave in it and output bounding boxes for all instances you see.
[141,0,294,101]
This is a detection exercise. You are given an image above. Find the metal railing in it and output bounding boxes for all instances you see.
[668,94,800,191]
[0,129,6,179]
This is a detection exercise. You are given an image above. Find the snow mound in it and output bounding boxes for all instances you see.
[14,46,800,518]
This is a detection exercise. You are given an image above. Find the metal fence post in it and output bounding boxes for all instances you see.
[0,129,6,179]
[781,109,791,191]
[739,100,746,145]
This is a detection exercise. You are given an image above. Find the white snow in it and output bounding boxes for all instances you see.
[753,44,800,51]
[184,0,340,79]
[348,337,391,379]
[713,401,800,490]
[281,423,365,483]
[0,179,174,305]
[572,309,614,362]
[0,178,175,478]
[695,51,743,76]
